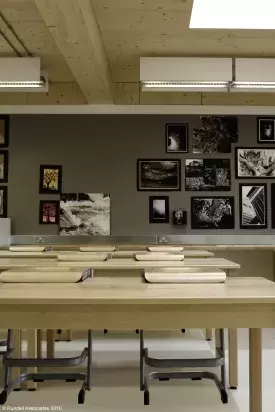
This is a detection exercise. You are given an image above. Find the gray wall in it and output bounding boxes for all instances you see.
[8,114,275,235]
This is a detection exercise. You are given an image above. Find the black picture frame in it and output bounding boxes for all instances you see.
[39,200,60,225]
[0,151,8,183]
[39,165,62,194]
[173,210,187,226]
[0,116,9,148]
[149,196,169,223]
[239,183,267,229]
[185,158,231,191]
[257,117,275,143]
[271,184,275,229]
[137,159,181,191]
[0,186,7,217]
[235,147,275,179]
[191,196,235,229]
[166,123,188,153]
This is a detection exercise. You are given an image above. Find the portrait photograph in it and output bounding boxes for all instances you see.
[239,184,267,229]
[166,123,188,153]
[193,116,238,153]
[185,159,231,191]
[257,117,275,143]
[137,159,181,191]
[149,196,169,223]
[191,197,234,229]
[173,210,187,226]
[236,148,275,178]
[39,200,60,225]
[39,165,62,194]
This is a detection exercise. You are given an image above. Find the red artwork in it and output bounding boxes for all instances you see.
[40,201,59,225]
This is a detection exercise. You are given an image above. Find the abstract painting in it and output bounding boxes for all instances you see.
[0,116,9,147]
[39,201,60,225]
[236,148,275,178]
[191,197,234,229]
[166,123,188,153]
[39,165,62,194]
[193,116,238,153]
[257,117,275,143]
[0,186,7,217]
[239,184,267,229]
[185,159,231,191]
[60,193,110,235]
[137,159,181,191]
[149,196,169,223]
[0,151,8,183]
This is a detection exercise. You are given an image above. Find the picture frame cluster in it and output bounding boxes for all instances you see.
[0,116,9,218]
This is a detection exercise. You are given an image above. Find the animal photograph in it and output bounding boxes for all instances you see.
[191,197,234,229]
[236,148,275,178]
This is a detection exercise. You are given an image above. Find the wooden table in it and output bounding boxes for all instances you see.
[0,276,271,411]
[110,250,214,258]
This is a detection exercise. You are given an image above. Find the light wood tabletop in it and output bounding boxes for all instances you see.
[0,251,58,258]
[111,250,214,258]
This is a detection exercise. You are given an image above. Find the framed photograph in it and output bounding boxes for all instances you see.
[191,197,234,229]
[39,165,62,194]
[236,148,275,178]
[0,116,9,148]
[257,117,275,143]
[39,200,60,225]
[271,184,275,228]
[193,116,238,153]
[60,193,110,235]
[149,196,169,223]
[239,184,267,229]
[0,151,8,183]
[173,210,187,226]
[0,186,7,217]
[185,159,231,191]
[137,159,181,191]
[166,123,188,153]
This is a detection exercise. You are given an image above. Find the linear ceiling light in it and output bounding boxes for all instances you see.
[142,81,229,92]
[190,0,275,29]
[0,79,46,89]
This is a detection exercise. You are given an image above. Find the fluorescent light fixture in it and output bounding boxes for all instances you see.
[141,81,228,92]
[233,82,275,89]
[0,74,48,92]
[190,0,275,29]
[0,80,45,88]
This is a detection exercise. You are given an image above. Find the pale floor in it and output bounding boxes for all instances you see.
[2,329,275,412]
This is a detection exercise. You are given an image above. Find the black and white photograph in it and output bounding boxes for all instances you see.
[185,159,231,191]
[271,184,275,229]
[0,116,9,148]
[0,186,7,217]
[257,118,275,143]
[166,123,188,153]
[191,197,234,229]
[60,193,110,235]
[0,151,8,183]
[173,210,187,226]
[236,148,275,178]
[193,116,238,153]
[239,184,267,229]
[149,196,169,223]
[137,159,181,191]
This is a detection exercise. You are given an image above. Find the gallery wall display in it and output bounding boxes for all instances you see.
[271,184,275,229]
[257,117,275,143]
[191,197,235,229]
[166,123,188,153]
[60,193,110,235]
[173,210,187,226]
[137,159,181,191]
[236,148,275,178]
[0,116,9,148]
[149,196,169,223]
[239,183,267,229]
[193,116,238,154]
[39,165,62,194]
[39,200,60,225]
[0,186,7,218]
[0,151,8,183]
[185,159,231,191]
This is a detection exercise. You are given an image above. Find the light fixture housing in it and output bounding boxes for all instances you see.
[189,0,275,30]
[0,58,48,92]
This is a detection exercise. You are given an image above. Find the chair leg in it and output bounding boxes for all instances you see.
[46,330,55,359]
[37,329,43,359]
[27,330,37,391]
[66,330,72,342]
[228,329,238,389]
[11,330,21,390]
[205,329,212,341]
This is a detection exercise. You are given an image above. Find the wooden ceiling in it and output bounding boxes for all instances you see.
[0,0,275,106]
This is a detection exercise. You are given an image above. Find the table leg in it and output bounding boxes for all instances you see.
[215,328,221,348]
[249,328,262,412]
[228,328,238,389]
[205,329,212,341]
[27,330,37,391]
[37,329,42,359]
[11,329,21,390]
[46,330,55,358]
[65,330,72,341]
